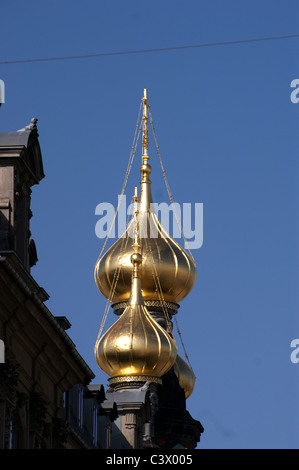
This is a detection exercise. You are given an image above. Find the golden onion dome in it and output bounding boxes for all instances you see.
[173,354,196,399]
[94,90,196,306]
[94,208,196,305]
[94,246,177,383]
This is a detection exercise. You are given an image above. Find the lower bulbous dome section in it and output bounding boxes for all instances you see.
[173,354,196,398]
[95,302,177,380]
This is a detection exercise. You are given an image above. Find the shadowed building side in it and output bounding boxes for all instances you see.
[0,120,114,449]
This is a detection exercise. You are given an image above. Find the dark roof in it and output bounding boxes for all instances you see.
[0,130,32,147]
[0,118,45,183]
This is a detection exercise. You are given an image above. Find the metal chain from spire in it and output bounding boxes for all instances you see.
[143,217,174,337]
[95,201,133,344]
[95,101,144,343]
[95,101,143,344]
[148,107,196,266]
[143,218,195,374]
[145,97,195,370]
[174,316,196,376]
[95,100,143,264]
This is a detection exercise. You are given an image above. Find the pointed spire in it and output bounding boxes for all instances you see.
[142,88,149,157]
[128,187,144,306]
[140,88,153,212]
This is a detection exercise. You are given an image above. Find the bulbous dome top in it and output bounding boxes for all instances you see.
[173,354,196,398]
[94,207,196,305]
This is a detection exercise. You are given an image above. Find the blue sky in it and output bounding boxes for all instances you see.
[1,0,299,449]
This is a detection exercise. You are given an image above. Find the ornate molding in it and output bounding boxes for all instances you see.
[52,418,69,448]
[109,375,162,385]
[125,413,137,430]
[25,118,38,134]
[112,300,179,315]
[29,392,47,435]
[0,360,19,401]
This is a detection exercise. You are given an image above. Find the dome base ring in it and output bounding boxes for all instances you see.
[109,375,162,386]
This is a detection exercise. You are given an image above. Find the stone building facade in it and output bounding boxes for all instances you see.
[0,119,116,449]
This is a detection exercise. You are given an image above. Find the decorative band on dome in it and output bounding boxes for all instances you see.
[109,375,162,385]
[112,300,180,315]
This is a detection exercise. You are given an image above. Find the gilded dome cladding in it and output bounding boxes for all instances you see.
[94,209,196,304]
[173,354,196,398]
[94,89,197,392]
[95,302,177,379]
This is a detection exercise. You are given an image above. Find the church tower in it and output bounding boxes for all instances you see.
[94,90,204,449]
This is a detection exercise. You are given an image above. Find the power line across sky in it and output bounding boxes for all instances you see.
[1,33,299,65]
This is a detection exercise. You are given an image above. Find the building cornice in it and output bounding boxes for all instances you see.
[0,252,95,382]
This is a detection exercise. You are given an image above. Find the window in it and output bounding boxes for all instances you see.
[62,390,69,419]
[78,385,84,428]
[6,413,19,449]
[93,404,98,446]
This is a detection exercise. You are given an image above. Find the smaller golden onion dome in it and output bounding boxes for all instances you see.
[94,238,177,382]
[173,354,196,399]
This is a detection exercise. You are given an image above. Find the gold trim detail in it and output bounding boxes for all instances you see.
[109,375,162,385]
[112,300,179,312]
